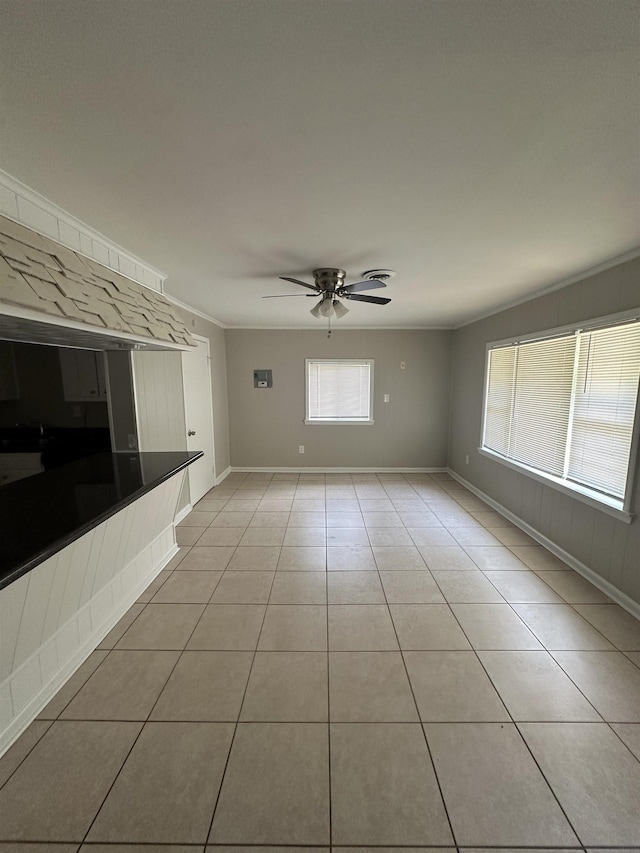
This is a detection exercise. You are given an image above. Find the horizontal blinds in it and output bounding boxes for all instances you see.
[483,318,640,505]
[510,335,576,476]
[308,361,371,420]
[567,323,640,498]
[484,346,516,456]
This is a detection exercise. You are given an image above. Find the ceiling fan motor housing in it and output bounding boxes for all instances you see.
[313,268,346,293]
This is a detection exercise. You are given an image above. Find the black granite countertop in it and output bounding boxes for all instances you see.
[0,450,203,590]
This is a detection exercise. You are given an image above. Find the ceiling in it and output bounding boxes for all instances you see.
[1,0,638,329]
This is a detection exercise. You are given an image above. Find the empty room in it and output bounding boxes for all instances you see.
[0,0,639,850]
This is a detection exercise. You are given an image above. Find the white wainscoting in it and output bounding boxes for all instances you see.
[0,471,185,756]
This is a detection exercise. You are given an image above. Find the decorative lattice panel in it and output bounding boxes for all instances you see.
[0,215,195,346]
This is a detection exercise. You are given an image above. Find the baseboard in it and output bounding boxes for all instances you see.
[447,468,640,622]
[0,530,178,757]
[229,467,447,474]
[174,502,192,524]
[216,466,231,485]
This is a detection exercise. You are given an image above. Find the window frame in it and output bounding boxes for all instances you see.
[479,309,640,524]
[304,358,375,425]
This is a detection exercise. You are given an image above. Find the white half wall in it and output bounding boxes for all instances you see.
[0,471,185,756]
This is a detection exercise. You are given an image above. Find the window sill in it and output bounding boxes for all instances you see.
[478,447,633,524]
[305,419,375,425]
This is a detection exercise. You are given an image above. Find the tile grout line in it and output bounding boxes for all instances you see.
[204,495,283,846]
[71,481,254,847]
[368,473,459,848]
[77,535,230,848]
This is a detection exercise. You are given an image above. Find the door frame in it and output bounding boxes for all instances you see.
[182,332,216,489]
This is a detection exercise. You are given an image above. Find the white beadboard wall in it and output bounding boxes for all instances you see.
[0,470,184,756]
[0,170,165,293]
[131,350,187,452]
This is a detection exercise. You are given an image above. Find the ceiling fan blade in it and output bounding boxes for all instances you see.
[345,294,392,305]
[341,279,387,294]
[279,276,318,292]
[262,294,315,298]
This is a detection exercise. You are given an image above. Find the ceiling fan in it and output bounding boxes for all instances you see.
[263,268,393,322]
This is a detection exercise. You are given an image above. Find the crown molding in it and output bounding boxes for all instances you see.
[161,292,226,328]
[0,170,166,293]
[455,246,640,330]
[225,324,453,331]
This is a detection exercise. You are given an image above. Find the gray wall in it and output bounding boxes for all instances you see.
[449,256,640,604]
[226,329,452,469]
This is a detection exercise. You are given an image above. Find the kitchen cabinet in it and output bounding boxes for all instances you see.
[59,349,107,402]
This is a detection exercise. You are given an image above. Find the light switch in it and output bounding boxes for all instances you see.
[384,394,390,403]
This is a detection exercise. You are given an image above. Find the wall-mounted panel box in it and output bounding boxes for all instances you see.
[253,369,272,388]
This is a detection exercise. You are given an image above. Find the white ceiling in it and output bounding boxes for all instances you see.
[1,0,638,328]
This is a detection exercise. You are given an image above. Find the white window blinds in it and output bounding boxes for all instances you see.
[509,336,577,477]
[567,324,640,498]
[483,319,640,505]
[307,360,372,422]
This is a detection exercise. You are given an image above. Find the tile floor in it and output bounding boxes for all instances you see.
[1,471,640,851]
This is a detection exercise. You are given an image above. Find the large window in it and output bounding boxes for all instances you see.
[305,359,373,424]
[481,315,640,516]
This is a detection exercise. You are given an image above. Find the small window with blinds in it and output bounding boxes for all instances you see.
[482,317,640,513]
[305,359,373,423]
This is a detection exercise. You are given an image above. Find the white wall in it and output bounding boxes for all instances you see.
[132,350,187,452]
[448,256,640,605]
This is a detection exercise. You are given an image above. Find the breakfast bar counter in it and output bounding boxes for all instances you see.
[0,449,203,755]
[0,450,202,590]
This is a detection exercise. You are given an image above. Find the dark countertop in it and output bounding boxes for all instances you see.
[0,427,111,467]
[0,450,203,590]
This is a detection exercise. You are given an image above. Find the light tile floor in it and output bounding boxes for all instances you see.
[1,471,640,850]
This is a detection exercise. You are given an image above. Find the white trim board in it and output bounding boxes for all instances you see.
[0,169,166,293]
[216,466,232,485]
[447,468,640,622]
[230,467,447,474]
[174,503,193,524]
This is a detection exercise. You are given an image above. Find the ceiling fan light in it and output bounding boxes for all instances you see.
[310,299,324,318]
[333,299,349,318]
[319,297,335,318]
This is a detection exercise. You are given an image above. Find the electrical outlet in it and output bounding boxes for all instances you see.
[465,454,470,465]
[384,394,390,403]
[400,361,406,370]
[299,445,304,454]
[128,434,137,449]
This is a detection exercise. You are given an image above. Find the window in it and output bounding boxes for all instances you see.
[481,315,640,516]
[305,359,373,424]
